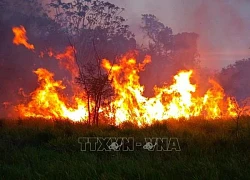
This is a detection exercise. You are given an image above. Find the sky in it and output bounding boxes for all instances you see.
[56,0,250,69]
[108,0,250,69]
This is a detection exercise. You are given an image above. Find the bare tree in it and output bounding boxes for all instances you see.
[49,0,135,125]
[231,97,249,138]
[74,40,114,125]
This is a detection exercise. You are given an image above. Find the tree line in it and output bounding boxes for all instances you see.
[0,0,249,124]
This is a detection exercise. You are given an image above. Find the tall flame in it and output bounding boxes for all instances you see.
[15,53,238,125]
[12,26,35,50]
[16,68,88,121]
[102,53,238,126]
[12,26,239,125]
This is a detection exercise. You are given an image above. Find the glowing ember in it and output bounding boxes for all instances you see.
[12,26,35,50]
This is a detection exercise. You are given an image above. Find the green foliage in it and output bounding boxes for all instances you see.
[1,118,250,179]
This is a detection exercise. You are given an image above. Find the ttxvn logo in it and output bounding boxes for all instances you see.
[78,137,180,151]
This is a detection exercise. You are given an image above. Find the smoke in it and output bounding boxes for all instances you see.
[109,0,250,69]
[1,0,250,118]
[192,0,250,68]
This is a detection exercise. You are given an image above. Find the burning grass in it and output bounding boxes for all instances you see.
[2,25,250,179]
[1,117,250,179]
[8,26,248,127]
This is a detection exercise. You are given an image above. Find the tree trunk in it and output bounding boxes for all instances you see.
[87,94,91,125]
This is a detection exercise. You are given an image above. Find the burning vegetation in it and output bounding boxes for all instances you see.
[1,0,249,127]
[12,26,35,50]
[2,1,250,178]
[9,25,242,126]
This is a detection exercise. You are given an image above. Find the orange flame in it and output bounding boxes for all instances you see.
[15,52,238,125]
[16,68,88,121]
[102,53,238,126]
[12,26,35,50]
[12,26,239,125]
[41,46,78,78]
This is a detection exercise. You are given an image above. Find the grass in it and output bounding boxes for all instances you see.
[1,117,250,179]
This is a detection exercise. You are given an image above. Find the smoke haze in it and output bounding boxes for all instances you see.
[109,0,250,69]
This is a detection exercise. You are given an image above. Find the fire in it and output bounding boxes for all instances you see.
[16,68,88,121]
[14,52,238,125]
[42,46,78,78]
[102,54,238,126]
[12,26,35,50]
[12,25,239,125]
